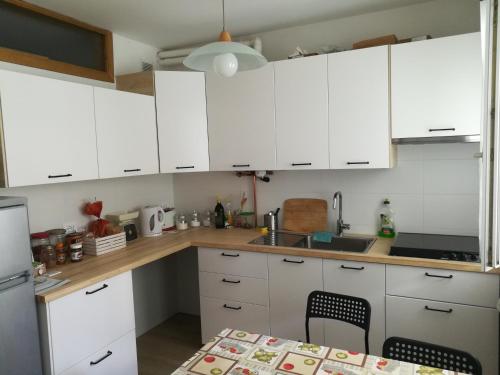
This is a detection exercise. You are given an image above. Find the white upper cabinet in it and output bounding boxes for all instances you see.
[329,45,393,169]
[274,56,329,170]
[391,32,482,139]
[0,70,98,187]
[155,71,209,173]
[94,88,158,179]
[206,64,276,171]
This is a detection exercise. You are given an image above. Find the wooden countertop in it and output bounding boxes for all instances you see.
[37,227,487,303]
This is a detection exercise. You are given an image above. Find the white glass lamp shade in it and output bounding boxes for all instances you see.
[213,53,238,77]
[183,41,267,75]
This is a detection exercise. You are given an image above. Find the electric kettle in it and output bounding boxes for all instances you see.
[140,206,164,237]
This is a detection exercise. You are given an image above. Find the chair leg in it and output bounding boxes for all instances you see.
[305,317,310,343]
[365,332,369,355]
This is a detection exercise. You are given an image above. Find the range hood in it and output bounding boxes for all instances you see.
[392,135,480,145]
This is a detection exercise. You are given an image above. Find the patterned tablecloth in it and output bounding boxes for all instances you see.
[172,329,465,375]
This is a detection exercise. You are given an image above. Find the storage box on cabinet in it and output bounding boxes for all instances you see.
[386,295,498,375]
[323,260,385,355]
[39,272,135,374]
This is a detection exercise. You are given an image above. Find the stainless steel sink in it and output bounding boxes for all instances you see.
[249,232,376,253]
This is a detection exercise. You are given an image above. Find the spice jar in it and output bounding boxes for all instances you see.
[55,242,67,265]
[70,243,83,262]
[40,245,57,269]
[47,228,66,247]
[31,232,50,262]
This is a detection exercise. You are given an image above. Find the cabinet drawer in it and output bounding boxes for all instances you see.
[200,296,269,344]
[61,330,137,375]
[199,271,268,306]
[386,295,498,375]
[49,272,135,374]
[386,265,499,308]
[198,248,268,279]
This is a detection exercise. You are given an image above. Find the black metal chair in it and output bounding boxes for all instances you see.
[305,290,371,354]
[383,337,482,375]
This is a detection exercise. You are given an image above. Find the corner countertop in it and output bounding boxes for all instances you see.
[36,227,487,303]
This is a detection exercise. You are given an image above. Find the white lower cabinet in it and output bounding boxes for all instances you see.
[386,295,498,375]
[268,254,323,344]
[323,260,385,355]
[61,331,137,375]
[38,272,136,375]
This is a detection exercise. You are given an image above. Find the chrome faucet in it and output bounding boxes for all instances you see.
[333,191,351,236]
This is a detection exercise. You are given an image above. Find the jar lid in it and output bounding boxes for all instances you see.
[70,243,83,249]
[31,232,49,239]
[47,228,66,235]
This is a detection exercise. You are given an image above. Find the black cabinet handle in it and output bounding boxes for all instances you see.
[291,163,312,166]
[347,161,370,165]
[221,252,240,257]
[425,272,453,279]
[176,166,195,169]
[222,278,241,284]
[223,304,242,310]
[232,164,250,168]
[425,305,453,313]
[85,284,108,295]
[90,351,112,366]
[428,128,456,132]
[340,265,365,271]
[283,258,304,264]
[48,174,72,179]
[124,168,141,173]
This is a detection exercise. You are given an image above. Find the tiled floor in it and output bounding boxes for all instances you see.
[137,313,202,375]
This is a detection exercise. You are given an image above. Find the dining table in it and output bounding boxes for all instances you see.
[171,328,467,375]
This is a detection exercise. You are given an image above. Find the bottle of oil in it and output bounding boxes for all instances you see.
[214,199,226,229]
[378,198,395,238]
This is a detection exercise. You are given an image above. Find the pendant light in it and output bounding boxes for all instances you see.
[183,0,267,77]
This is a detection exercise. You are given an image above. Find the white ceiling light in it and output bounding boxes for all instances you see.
[183,0,267,77]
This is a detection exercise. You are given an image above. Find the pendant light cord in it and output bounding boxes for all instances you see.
[222,0,226,31]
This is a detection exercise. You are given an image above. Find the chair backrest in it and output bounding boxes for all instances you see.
[383,337,482,375]
[305,291,371,353]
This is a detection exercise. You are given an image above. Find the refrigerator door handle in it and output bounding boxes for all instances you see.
[0,271,29,291]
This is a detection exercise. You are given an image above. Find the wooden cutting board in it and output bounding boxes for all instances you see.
[282,198,328,233]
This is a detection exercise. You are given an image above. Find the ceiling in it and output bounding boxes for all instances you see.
[28,0,432,49]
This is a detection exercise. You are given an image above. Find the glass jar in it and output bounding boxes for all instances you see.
[70,243,83,262]
[47,228,66,247]
[55,242,67,265]
[31,232,50,262]
[40,245,57,269]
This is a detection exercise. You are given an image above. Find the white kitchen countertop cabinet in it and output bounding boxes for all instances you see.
[205,65,276,171]
[329,46,393,169]
[94,87,159,179]
[391,32,482,140]
[0,70,98,187]
[274,56,329,170]
[155,71,210,173]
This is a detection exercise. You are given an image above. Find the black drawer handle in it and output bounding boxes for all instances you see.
[223,304,242,310]
[283,258,304,264]
[291,163,312,166]
[425,272,453,279]
[232,164,250,168]
[176,166,195,169]
[428,128,456,132]
[425,305,453,314]
[90,351,112,366]
[48,174,72,179]
[346,161,370,165]
[124,168,141,173]
[221,252,240,257]
[222,278,241,284]
[85,284,108,295]
[340,265,365,271]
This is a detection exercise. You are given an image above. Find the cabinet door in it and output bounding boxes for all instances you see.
[274,56,329,170]
[268,254,323,343]
[206,65,276,171]
[386,295,498,375]
[94,88,159,179]
[329,46,392,169]
[323,260,385,355]
[0,70,98,187]
[391,33,482,139]
[155,71,209,173]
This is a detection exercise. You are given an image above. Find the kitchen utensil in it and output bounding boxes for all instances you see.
[140,206,164,237]
[264,208,280,231]
[282,198,328,233]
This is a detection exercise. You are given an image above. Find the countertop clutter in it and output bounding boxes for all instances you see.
[36,227,485,303]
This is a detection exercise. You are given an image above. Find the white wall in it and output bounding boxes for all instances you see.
[244,0,480,61]
[174,144,480,237]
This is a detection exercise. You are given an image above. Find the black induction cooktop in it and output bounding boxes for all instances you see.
[389,232,480,262]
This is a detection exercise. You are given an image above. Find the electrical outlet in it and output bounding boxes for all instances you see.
[63,223,76,234]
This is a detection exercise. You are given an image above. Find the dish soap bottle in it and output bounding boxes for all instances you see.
[378,198,395,238]
[214,199,226,229]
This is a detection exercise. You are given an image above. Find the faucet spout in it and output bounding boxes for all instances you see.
[333,191,350,236]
